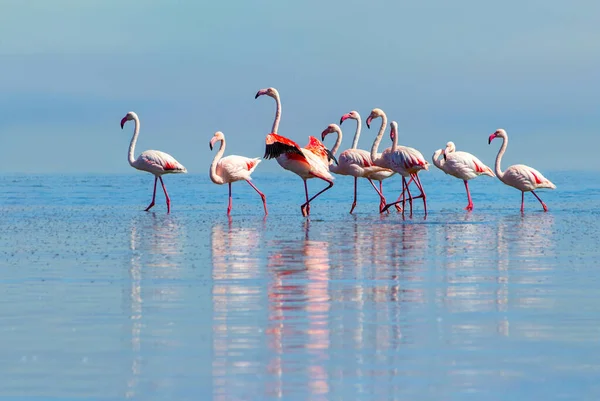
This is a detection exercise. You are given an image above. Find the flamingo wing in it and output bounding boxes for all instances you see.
[446,151,495,179]
[218,156,261,182]
[504,164,556,191]
[264,133,305,161]
[305,136,337,165]
[339,149,374,168]
[136,150,187,174]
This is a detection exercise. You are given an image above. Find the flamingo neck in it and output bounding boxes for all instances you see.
[391,128,398,153]
[330,125,343,157]
[350,115,362,149]
[494,136,507,179]
[432,149,445,171]
[272,93,281,133]
[128,115,140,167]
[210,139,226,185]
[370,113,388,162]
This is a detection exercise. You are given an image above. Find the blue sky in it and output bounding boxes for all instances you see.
[0,0,598,173]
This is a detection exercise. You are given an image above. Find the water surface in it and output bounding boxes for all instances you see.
[1,171,599,400]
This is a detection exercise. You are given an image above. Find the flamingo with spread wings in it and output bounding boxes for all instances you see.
[209,131,267,215]
[120,111,187,213]
[263,133,337,217]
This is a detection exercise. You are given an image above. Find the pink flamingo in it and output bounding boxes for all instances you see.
[120,111,187,213]
[263,133,337,217]
[432,141,495,210]
[321,113,397,213]
[489,129,556,212]
[367,109,429,214]
[209,131,268,216]
[255,87,337,217]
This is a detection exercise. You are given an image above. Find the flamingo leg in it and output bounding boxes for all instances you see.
[350,177,358,214]
[246,180,268,215]
[368,178,387,213]
[521,192,525,213]
[405,177,414,214]
[227,182,232,215]
[301,176,333,216]
[144,176,158,212]
[531,190,548,212]
[464,180,473,211]
[409,174,427,214]
[302,180,310,217]
[381,177,412,214]
[158,176,171,213]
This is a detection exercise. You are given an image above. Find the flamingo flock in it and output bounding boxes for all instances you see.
[119,87,556,215]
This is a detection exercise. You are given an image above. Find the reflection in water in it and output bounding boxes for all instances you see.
[266,220,331,398]
[125,214,184,399]
[211,220,263,401]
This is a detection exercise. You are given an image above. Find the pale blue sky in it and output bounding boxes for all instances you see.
[0,0,598,173]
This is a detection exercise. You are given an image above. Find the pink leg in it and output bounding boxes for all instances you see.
[521,192,525,213]
[302,180,310,216]
[301,176,333,216]
[381,177,412,214]
[145,176,158,212]
[368,178,387,213]
[464,180,473,211]
[227,182,232,215]
[531,190,548,212]
[246,180,268,215]
[410,174,427,214]
[350,177,358,214]
[158,176,170,213]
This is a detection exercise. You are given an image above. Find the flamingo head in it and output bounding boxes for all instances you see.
[489,129,506,144]
[443,141,455,160]
[120,111,137,129]
[209,131,225,150]
[366,108,385,129]
[339,110,359,125]
[255,87,279,99]
[389,121,398,141]
[320,124,339,141]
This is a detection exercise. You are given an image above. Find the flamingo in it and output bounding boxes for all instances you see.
[120,111,187,213]
[255,87,337,217]
[431,141,495,210]
[321,116,397,213]
[366,108,429,214]
[489,129,556,212]
[209,131,267,216]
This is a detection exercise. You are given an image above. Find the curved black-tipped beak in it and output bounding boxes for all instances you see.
[443,152,447,161]
[366,122,371,129]
[255,92,260,99]
[326,149,338,165]
[339,117,343,125]
[209,143,213,151]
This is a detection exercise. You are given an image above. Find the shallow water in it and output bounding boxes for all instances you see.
[1,171,599,400]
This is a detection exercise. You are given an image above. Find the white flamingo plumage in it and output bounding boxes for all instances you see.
[321,113,396,213]
[120,111,187,213]
[432,141,495,210]
[367,108,429,214]
[489,129,556,212]
[209,131,267,216]
[255,87,337,216]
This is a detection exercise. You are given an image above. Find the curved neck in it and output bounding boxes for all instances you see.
[350,115,362,149]
[272,93,282,133]
[331,126,343,156]
[432,149,445,170]
[128,115,140,167]
[494,136,507,179]
[210,139,226,184]
[370,113,387,161]
[391,128,398,152]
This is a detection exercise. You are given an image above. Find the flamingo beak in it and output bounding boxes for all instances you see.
[339,114,350,125]
[209,137,217,150]
[321,129,329,141]
[488,133,496,144]
[255,89,267,99]
[443,149,447,161]
[120,117,127,129]
[366,116,372,128]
